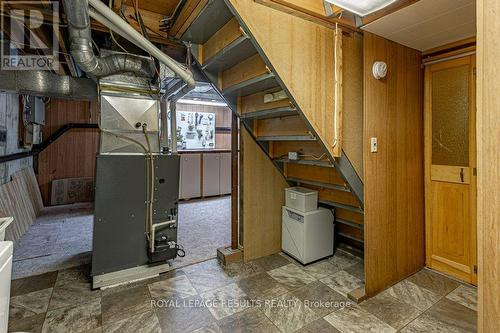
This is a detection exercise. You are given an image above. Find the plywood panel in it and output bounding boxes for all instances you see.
[476,0,500,330]
[227,0,337,155]
[202,18,243,63]
[285,163,345,185]
[239,88,291,114]
[242,127,288,261]
[37,99,99,205]
[336,208,364,225]
[363,32,425,297]
[342,33,364,179]
[256,115,309,137]
[221,54,268,90]
[270,141,324,159]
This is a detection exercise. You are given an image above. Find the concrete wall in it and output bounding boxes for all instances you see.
[0,92,32,185]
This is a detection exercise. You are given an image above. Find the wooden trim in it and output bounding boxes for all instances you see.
[254,0,358,32]
[476,0,500,330]
[422,37,476,57]
[431,165,471,184]
[332,25,343,157]
[431,255,471,274]
[422,46,476,65]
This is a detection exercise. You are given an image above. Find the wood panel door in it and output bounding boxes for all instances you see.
[425,55,477,284]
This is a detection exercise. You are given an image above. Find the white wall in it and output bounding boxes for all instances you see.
[0,92,32,185]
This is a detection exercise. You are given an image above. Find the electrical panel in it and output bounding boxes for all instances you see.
[24,96,45,125]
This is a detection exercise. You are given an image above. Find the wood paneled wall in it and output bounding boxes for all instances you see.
[176,103,232,150]
[363,32,425,297]
[241,127,288,261]
[476,0,500,330]
[37,99,99,205]
[342,32,364,179]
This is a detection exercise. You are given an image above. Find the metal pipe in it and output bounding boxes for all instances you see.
[88,0,196,90]
[63,0,155,79]
[160,98,169,151]
[169,100,178,153]
[0,123,99,164]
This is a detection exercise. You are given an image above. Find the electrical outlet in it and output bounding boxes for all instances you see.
[370,137,378,153]
[288,151,299,160]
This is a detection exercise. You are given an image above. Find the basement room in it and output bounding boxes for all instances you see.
[0,0,498,332]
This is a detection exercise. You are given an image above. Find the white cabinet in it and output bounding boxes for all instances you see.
[179,154,201,199]
[0,241,12,333]
[202,154,220,197]
[179,152,232,199]
[219,153,231,195]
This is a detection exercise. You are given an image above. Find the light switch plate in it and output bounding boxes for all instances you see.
[370,137,378,153]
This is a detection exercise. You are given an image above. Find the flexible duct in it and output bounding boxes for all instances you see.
[63,0,155,79]
[0,70,96,100]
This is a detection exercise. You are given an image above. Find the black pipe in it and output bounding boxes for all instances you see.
[0,123,98,164]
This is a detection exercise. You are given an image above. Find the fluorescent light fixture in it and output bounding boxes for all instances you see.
[325,0,397,16]
[177,99,228,107]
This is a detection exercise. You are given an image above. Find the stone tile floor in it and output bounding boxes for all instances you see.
[13,197,231,279]
[8,249,477,333]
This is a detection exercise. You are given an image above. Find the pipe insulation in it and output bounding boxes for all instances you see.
[63,0,155,79]
[87,0,196,90]
[0,70,97,100]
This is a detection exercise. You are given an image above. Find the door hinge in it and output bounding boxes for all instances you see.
[474,265,477,274]
[473,167,477,176]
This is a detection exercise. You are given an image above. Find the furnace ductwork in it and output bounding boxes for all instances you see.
[0,70,96,100]
[63,0,155,79]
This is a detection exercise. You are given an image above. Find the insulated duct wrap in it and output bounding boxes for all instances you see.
[0,70,96,100]
[63,0,155,79]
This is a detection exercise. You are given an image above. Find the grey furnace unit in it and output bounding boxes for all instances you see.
[92,153,180,280]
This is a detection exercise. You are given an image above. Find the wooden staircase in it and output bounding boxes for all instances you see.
[177,0,364,247]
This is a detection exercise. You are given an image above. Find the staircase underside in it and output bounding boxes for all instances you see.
[179,0,364,246]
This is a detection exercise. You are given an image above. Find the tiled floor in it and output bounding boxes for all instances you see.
[8,249,477,333]
[12,197,231,279]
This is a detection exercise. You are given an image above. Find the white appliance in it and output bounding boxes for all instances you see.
[282,206,334,264]
[0,242,12,333]
[284,187,318,212]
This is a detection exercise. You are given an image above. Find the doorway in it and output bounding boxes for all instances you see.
[424,54,477,284]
